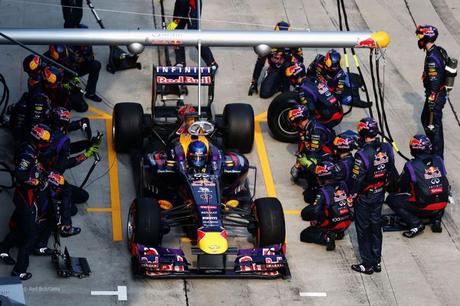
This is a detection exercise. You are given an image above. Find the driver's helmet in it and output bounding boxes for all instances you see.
[187,140,208,169]
[324,49,342,73]
[415,25,438,49]
[285,62,306,86]
[409,134,432,156]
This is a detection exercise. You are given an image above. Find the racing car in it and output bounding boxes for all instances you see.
[112,66,290,279]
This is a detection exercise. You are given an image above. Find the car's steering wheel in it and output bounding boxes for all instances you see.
[187,121,215,136]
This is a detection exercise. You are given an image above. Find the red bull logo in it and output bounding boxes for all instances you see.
[288,107,303,122]
[424,166,441,179]
[334,189,347,202]
[43,68,57,84]
[29,56,40,71]
[410,138,424,148]
[333,137,349,148]
[357,121,369,132]
[315,165,330,176]
[373,152,388,165]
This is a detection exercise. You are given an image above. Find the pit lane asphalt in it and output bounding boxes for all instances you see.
[1,0,460,305]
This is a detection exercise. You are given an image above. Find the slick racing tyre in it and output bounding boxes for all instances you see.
[112,102,144,153]
[253,197,286,247]
[223,103,254,153]
[267,91,299,143]
[128,198,163,247]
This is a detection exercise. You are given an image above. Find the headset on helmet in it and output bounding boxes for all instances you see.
[415,25,438,49]
[51,107,71,128]
[333,133,357,152]
[274,21,291,31]
[285,62,306,85]
[315,161,338,183]
[288,105,309,123]
[357,117,379,138]
[409,134,432,156]
[187,140,208,169]
[49,44,69,61]
[41,66,63,88]
[324,49,342,72]
[23,54,43,75]
[30,123,52,149]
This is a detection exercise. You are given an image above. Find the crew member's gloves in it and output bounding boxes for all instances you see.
[167,21,179,30]
[427,92,437,111]
[297,154,317,168]
[248,81,258,96]
[84,143,99,158]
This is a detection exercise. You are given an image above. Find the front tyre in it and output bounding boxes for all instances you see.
[253,197,286,247]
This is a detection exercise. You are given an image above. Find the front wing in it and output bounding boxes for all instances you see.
[131,243,291,279]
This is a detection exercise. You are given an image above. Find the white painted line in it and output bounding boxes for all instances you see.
[299,292,327,297]
[91,286,127,301]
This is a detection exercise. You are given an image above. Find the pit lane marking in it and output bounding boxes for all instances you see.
[284,210,301,215]
[254,113,301,216]
[254,112,277,197]
[82,106,123,241]
[91,286,127,301]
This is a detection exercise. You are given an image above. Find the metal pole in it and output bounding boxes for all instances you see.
[0,29,390,49]
[197,0,202,116]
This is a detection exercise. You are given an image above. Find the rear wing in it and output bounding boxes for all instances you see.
[154,66,214,86]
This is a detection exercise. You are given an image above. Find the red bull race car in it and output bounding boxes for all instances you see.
[112,66,290,279]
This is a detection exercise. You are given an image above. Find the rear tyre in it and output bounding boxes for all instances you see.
[130,198,163,246]
[253,197,286,247]
[267,91,299,143]
[112,102,144,153]
[223,103,254,153]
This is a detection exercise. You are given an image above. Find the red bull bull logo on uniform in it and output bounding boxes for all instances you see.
[373,152,388,166]
[424,166,441,179]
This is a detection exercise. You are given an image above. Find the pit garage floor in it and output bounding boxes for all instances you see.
[1,0,460,305]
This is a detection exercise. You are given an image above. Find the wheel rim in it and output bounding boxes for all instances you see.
[277,108,297,135]
[127,202,136,248]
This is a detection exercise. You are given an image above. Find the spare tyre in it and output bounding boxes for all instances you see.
[267,91,299,143]
[112,102,144,153]
[223,103,254,153]
[253,197,286,247]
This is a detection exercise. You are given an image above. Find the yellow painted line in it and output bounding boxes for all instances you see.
[106,118,122,241]
[254,112,277,197]
[284,210,301,215]
[88,105,112,119]
[86,207,113,213]
[81,105,122,242]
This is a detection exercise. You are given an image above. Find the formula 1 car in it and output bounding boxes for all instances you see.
[112,66,290,279]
